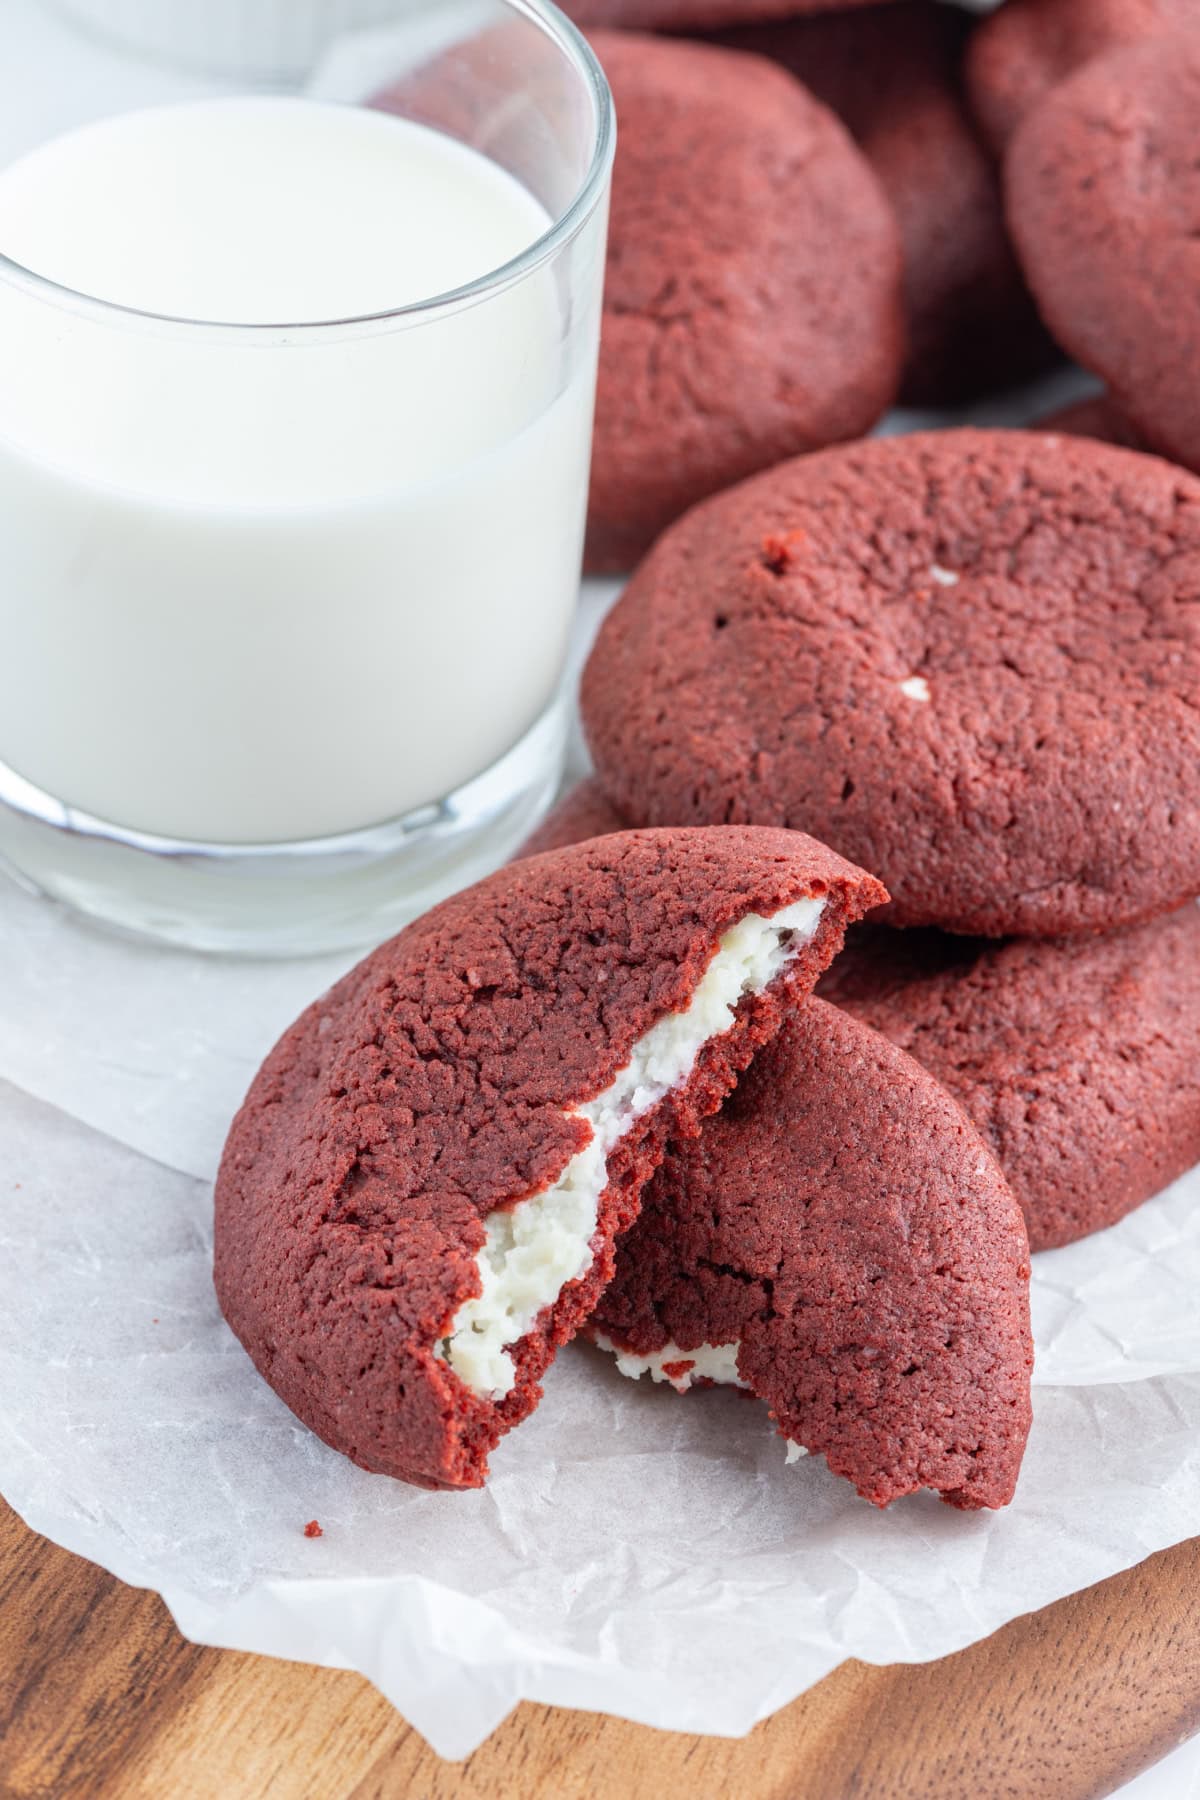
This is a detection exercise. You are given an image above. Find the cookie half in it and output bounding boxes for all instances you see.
[582,428,1200,937]
[215,828,885,1489]
[589,999,1033,1510]
[820,907,1200,1251]
[584,30,903,573]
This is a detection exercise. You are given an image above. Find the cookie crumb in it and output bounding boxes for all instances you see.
[303,1519,323,1539]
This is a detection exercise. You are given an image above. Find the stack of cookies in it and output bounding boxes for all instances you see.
[212,0,1200,1518]
[567,425,1200,1248]
[527,422,1200,1496]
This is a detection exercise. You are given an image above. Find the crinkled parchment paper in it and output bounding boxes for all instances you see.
[0,21,1190,1744]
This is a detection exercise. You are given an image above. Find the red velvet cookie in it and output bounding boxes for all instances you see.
[966,0,1191,154]
[716,2,1055,405]
[214,828,884,1491]
[584,31,903,574]
[589,999,1033,1510]
[1006,35,1200,472]
[582,428,1200,938]
[820,906,1200,1252]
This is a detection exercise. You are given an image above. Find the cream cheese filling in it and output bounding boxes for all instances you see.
[440,896,825,1400]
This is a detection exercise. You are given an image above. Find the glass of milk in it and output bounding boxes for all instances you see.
[0,1,613,954]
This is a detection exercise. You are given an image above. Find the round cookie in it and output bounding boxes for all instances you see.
[589,999,1033,1511]
[583,31,903,574]
[519,778,628,860]
[563,0,878,28]
[966,0,1192,154]
[215,827,885,1491]
[716,2,1056,405]
[582,428,1200,938]
[1038,392,1146,452]
[1006,34,1200,473]
[819,905,1200,1251]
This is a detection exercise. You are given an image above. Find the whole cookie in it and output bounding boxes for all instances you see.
[820,906,1200,1251]
[564,0,878,28]
[584,31,903,574]
[215,827,883,1490]
[590,1000,1033,1511]
[967,0,1192,153]
[717,2,1055,404]
[1007,35,1200,471]
[581,428,1200,937]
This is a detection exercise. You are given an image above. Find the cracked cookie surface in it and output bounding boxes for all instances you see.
[589,998,1033,1510]
[584,30,903,574]
[582,428,1200,936]
[214,827,883,1491]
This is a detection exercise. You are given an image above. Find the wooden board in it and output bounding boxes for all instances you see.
[1,1502,1198,1799]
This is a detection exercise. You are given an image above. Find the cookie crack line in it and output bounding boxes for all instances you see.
[438,895,827,1400]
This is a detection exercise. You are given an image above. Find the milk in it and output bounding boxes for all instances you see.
[0,97,600,844]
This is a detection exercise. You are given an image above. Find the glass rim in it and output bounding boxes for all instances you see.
[0,0,615,338]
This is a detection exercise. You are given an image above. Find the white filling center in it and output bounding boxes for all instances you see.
[592,1334,750,1394]
[440,896,825,1400]
[599,1334,809,1464]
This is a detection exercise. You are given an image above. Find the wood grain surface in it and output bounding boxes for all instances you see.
[1,1501,1197,1800]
